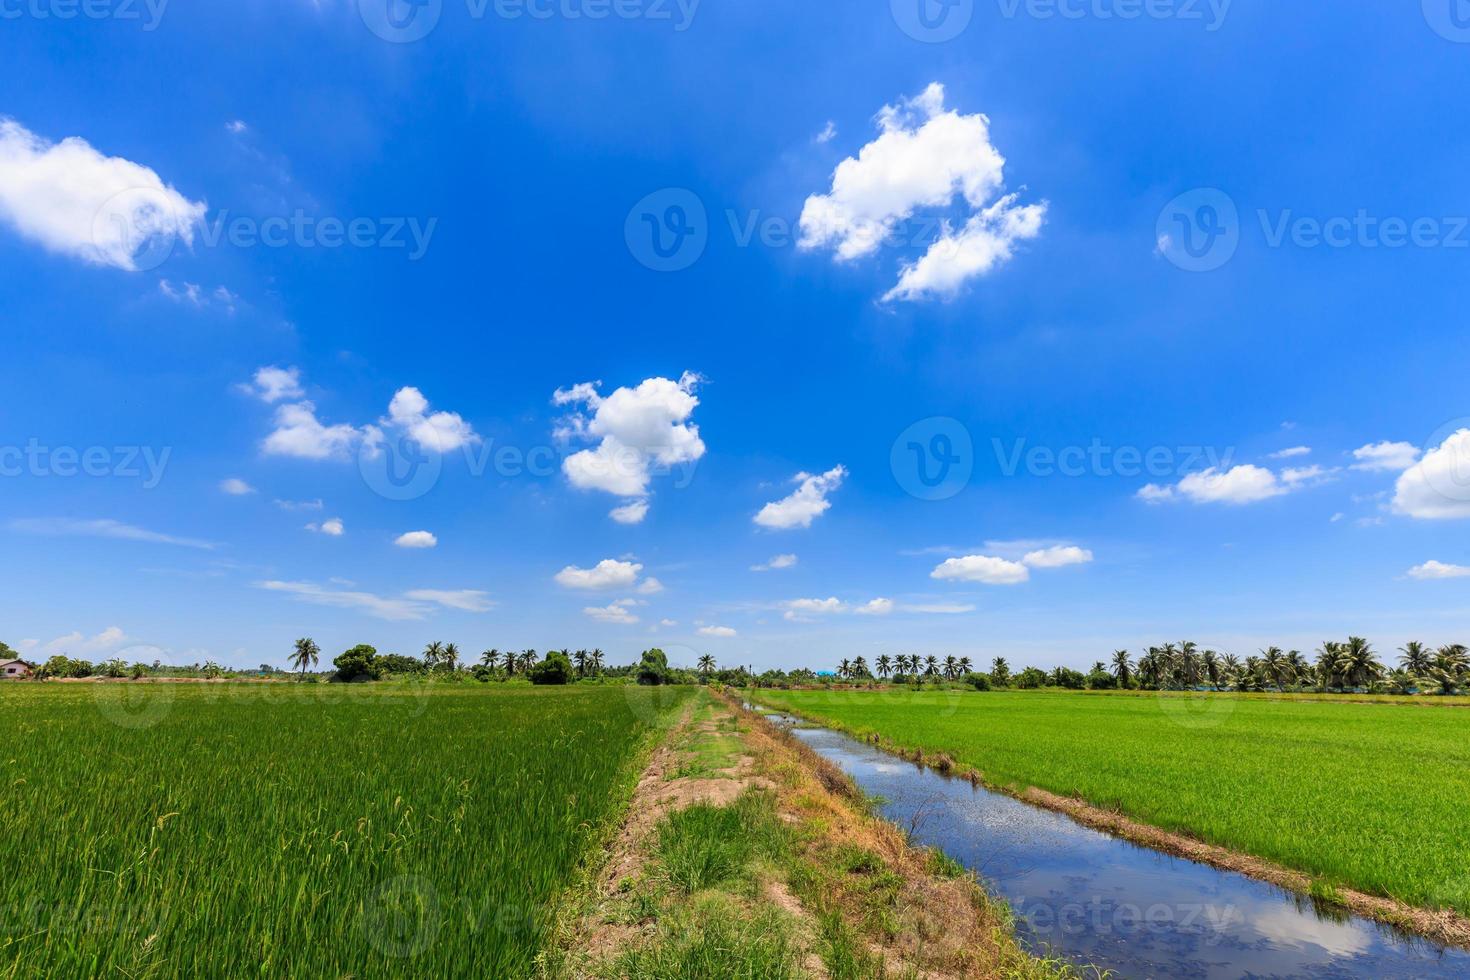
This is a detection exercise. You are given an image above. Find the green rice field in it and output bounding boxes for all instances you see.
[753,688,1470,916]
[0,682,689,977]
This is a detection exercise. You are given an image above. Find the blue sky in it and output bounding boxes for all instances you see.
[4,1,1470,672]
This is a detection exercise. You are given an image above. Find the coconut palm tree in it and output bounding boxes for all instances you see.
[424,641,445,672]
[1201,649,1222,691]
[1315,642,1343,691]
[521,649,538,673]
[590,648,605,673]
[1337,637,1383,690]
[480,648,500,670]
[942,655,958,679]
[290,637,320,677]
[1260,647,1290,692]
[1111,650,1132,688]
[1399,641,1433,677]
[876,654,893,678]
[852,656,870,678]
[958,656,972,675]
[991,657,1011,686]
[924,655,939,677]
[697,654,715,677]
[838,658,851,679]
[443,643,461,674]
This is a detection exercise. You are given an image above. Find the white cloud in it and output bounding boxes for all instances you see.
[403,589,494,612]
[1407,560,1470,581]
[609,500,650,525]
[262,401,362,460]
[275,498,324,512]
[553,373,705,517]
[1268,446,1311,459]
[698,625,737,637]
[1138,465,1288,506]
[751,553,799,572]
[1020,545,1093,569]
[0,118,206,271]
[394,530,437,549]
[256,580,427,622]
[1394,430,1470,519]
[854,598,894,616]
[585,600,640,625]
[555,559,643,590]
[219,478,255,496]
[42,626,126,656]
[9,517,215,550]
[798,83,1044,302]
[238,366,304,403]
[226,120,248,135]
[902,603,975,614]
[815,120,837,144]
[1280,465,1337,487]
[377,386,478,453]
[782,597,846,621]
[754,465,847,530]
[930,554,1030,585]
[1353,441,1420,473]
[307,518,344,536]
[636,576,665,595]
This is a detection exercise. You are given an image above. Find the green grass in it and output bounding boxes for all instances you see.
[754,688,1470,916]
[611,897,804,980]
[0,681,690,977]
[655,792,787,894]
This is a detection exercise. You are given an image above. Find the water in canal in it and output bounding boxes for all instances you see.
[755,708,1470,979]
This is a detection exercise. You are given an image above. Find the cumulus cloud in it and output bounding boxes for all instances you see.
[783,597,847,620]
[41,626,127,655]
[306,517,344,536]
[238,366,304,403]
[1407,560,1470,581]
[1353,441,1420,473]
[798,83,1044,302]
[754,466,847,530]
[1394,430,1470,519]
[1138,465,1289,506]
[585,600,640,624]
[374,386,478,453]
[781,595,952,621]
[9,517,215,550]
[751,553,799,572]
[219,478,255,496]
[255,580,486,621]
[698,625,737,637]
[1020,545,1093,569]
[553,373,705,522]
[930,555,1030,585]
[854,598,894,615]
[394,531,437,549]
[1268,446,1312,459]
[0,118,206,271]
[555,559,643,590]
[636,577,665,595]
[262,401,362,461]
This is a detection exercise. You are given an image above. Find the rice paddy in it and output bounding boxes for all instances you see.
[0,681,690,978]
[753,688,1470,917]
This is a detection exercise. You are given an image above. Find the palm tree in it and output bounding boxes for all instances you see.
[1337,637,1382,690]
[1201,650,1221,691]
[1428,646,1468,694]
[958,656,973,675]
[443,643,461,674]
[990,657,1011,686]
[876,654,893,679]
[1285,650,1309,688]
[590,648,605,673]
[1176,641,1200,689]
[1399,641,1433,677]
[521,649,538,673]
[852,656,870,679]
[943,655,958,679]
[1315,642,1343,691]
[923,655,939,677]
[290,637,319,677]
[837,658,851,680]
[1260,647,1289,692]
[480,648,500,670]
[1111,650,1132,688]
[697,654,715,677]
[574,650,589,676]
[424,641,445,672]
[1220,653,1242,690]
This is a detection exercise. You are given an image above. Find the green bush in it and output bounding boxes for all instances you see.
[637,648,670,686]
[332,644,381,682]
[965,672,992,691]
[530,651,574,685]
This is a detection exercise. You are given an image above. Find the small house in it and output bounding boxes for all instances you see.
[0,659,33,680]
